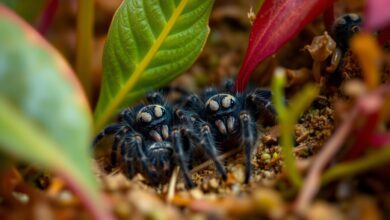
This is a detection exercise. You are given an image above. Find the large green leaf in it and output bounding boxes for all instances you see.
[0,0,47,22]
[0,5,112,220]
[94,0,214,131]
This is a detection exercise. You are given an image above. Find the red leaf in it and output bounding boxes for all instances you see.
[364,0,390,31]
[37,0,59,35]
[235,0,334,91]
[368,132,390,147]
[344,112,379,161]
[378,26,390,45]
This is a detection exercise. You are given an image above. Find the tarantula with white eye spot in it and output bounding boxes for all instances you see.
[94,80,276,187]
[93,90,195,186]
[174,80,276,185]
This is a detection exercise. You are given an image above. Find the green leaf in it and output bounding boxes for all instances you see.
[0,6,112,220]
[0,0,47,22]
[322,147,390,185]
[272,68,319,188]
[94,0,214,131]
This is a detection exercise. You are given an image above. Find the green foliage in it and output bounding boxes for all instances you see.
[94,0,214,131]
[76,0,94,100]
[322,147,390,185]
[0,0,47,22]
[0,7,112,219]
[272,68,319,188]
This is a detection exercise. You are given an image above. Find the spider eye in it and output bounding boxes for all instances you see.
[208,100,219,111]
[335,17,346,25]
[222,96,234,108]
[154,105,163,118]
[351,25,360,33]
[348,13,360,21]
[137,112,152,123]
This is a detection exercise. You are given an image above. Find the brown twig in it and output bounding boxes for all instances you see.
[190,148,241,175]
[166,167,180,203]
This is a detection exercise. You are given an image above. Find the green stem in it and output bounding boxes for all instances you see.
[76,0,94,103]
[272,68,302,188]
[322,147,390,185]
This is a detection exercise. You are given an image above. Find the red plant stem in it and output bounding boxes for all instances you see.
[58,170,114,220]
[295,86,390,214]
[294,108,358,214]
[37,0,59,35]
[368,132,390,147]
[344,112,380,160]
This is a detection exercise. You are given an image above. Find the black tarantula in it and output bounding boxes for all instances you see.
[93,80,276,187]
[332,13,362,52]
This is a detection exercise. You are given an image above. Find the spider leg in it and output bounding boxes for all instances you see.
[247,88,278,125]
[171,127,195,188]
[223,79,234,93]
[239,111,258,184]
[175,109,202,145]
[120,138,136,178]
[179,94,203,113]
[110,130,126,167]
[126,134,151,180]
[176,108,226,180]
[198,123,227,180]
[146,91,165,105]
[248,88,276,114]
[202,87,218,101]
[93,124,122,147]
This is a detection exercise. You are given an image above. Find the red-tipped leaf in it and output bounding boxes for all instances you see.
[378,26,390,45]
[235,0,334,91]
[364,0,390,31]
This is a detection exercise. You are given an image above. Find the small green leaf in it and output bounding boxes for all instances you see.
[272,68,319,188]
[0,0,47,22]
[322,147,390,185]
[94,0,214,131]
[0,5,112,220]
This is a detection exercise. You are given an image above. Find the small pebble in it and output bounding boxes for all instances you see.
[306,201,344,220]
[262,134,277,145]
[209,178,219,189]
[190,189,204,200]
[114,201,131,219]
[231,184,241,194]
[12,192,29,204]
[263,171,272,178]
[58,190,74,205]
[261,153,271,160]
[232,165,245,183]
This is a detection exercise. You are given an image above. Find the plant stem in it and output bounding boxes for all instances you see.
[294,108,358,214]
[59,167,114,220]
[321,147,390,185]
[272,68,302,188]
[37,0,58,35]
[76,0,94,103]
